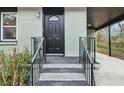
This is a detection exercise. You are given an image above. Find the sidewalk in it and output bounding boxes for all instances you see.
[96,53,124,86]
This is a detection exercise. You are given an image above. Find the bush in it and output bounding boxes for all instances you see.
[112,40,124,48]
[0,48,31,86]
[97,42,108,49]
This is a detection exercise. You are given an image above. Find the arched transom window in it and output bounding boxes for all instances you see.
[48,16,60,22]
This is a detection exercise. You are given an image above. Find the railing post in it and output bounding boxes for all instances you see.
[79,37,81,63]
[43,38,46,63]
[94,37,96,63]
[31,37,34,57]
[31,63,33,86]
[91,63,94,86]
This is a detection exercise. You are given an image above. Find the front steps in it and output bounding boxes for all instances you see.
[39,71,85,81]
[36,81,88,86]
[36,57,88,86]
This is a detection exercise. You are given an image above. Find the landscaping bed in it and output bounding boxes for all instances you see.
[0,48,31,86]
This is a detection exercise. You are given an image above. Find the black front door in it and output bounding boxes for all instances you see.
[44,14,64,54]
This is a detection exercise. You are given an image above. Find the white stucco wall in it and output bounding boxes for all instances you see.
[18,7,43,52]
[0,7,43,52]
[0,7,87,55]
[64,7,87,57]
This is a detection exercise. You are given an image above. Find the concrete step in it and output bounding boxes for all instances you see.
[43,64,82,68]
[36,80,88,86]
[45,56,79,64]
[42,68,83,73]
[39,73,85,81]
[34,56,87,86]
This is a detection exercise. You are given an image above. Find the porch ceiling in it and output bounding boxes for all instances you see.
[87,7,124,31]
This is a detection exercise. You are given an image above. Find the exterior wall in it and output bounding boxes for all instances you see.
[0,7,87,56]
[18,7,43,52]
[65,7,87,57]
[0,7,43,52]
[87,29,96,37]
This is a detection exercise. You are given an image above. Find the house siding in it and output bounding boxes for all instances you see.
[0,7,43,52]
[0,7,87,56]
[17,7,43,52]
[65,7,87,56]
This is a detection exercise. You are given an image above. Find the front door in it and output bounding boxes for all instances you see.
[44,14,64,54]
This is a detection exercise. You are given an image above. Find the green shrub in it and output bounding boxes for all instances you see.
[97,43,108,49]
[0,48,31,86]
[112,40,124,48]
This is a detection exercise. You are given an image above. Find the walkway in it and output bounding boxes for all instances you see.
[96,53,124,86]
[36,56,87,86]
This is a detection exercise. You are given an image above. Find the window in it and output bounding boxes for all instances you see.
[48,16,60,22]
[1,12,17,41]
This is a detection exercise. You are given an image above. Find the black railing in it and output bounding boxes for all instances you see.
[27,37,46,86]
[79,37,96,86]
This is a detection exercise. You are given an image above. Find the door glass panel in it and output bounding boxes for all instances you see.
[48,16,60,22]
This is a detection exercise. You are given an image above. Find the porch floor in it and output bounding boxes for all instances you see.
[36,56,87,86]
[96,53,124,86]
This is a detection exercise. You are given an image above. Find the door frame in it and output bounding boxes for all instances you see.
[42,7,65,55]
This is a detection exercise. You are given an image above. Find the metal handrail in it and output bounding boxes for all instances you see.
[82,38,95,86]
[31,37,44,64]
[27,37,46,86]
[83,43,94,64]
[79,37,96,86]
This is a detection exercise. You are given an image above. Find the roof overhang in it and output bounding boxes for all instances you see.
[87,7,124,31]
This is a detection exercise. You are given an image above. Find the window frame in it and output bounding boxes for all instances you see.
[1,12,18,42]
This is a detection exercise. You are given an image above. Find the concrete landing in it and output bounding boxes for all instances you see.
[96,53,124,86]
[45,56,79,64]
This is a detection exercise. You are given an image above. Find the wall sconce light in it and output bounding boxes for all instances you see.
[36,12,41,18]
[88,24,92,27]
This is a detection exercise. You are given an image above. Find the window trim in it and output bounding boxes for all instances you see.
[1,12,18,42]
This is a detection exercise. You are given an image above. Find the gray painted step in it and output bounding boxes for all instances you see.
[43,68,83,73]
[46,56,79,64]
[36,56,87,86]
[39,73,85,81]
[43,64,82,68]
[36,81,88,86]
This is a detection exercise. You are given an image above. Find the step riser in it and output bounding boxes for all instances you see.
[43,68,83,73]
[36,81,88,86]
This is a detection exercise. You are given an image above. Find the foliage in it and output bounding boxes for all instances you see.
[96,21,124,60]
[0,48,31,86]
